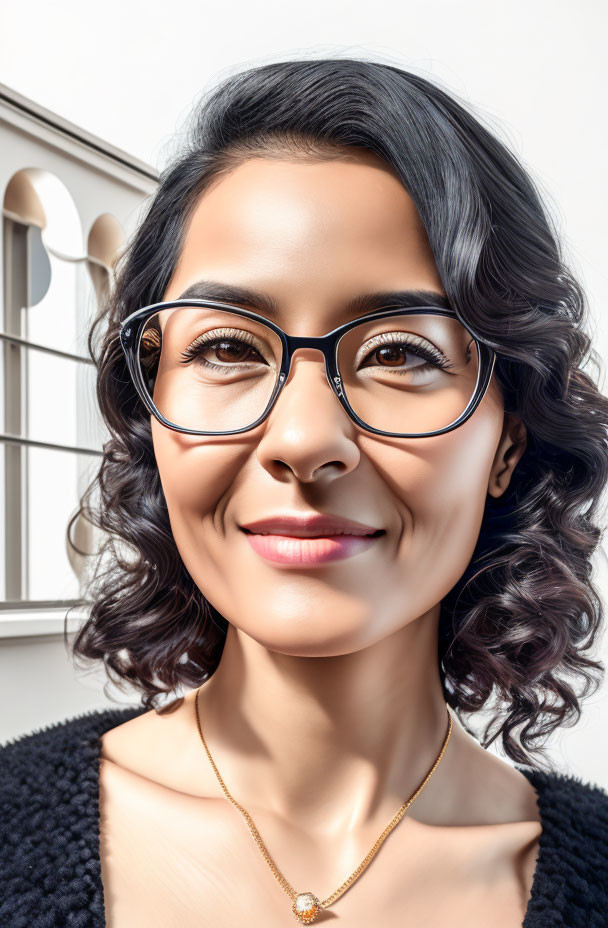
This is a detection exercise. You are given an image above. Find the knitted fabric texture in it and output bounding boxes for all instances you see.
[1,706,607,927]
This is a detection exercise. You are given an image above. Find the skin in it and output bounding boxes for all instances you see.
[99,150,541,927]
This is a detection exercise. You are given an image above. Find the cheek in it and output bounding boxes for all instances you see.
[151,420,247,558]
[363,399,503,595]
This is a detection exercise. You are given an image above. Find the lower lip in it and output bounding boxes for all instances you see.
[242,531,383,565]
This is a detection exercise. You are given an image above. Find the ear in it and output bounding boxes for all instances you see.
[487,413,528,498]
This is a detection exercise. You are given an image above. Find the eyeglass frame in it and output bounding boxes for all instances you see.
[118,298,497,439]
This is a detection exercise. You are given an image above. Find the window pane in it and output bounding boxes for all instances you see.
[24,247,97,359]
[27,349,105,449]
[26,447,100,601]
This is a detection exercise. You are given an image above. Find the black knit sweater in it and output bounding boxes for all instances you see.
[1,706,608,927]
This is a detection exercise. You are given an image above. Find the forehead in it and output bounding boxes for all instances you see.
[165,154,445,312]
[186,155,434,258]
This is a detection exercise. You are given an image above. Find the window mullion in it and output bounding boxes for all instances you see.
[3,218,27,600]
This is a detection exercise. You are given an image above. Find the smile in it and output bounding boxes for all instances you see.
[241,529,385,565]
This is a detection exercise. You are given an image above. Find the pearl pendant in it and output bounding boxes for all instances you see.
[292,892,322,923]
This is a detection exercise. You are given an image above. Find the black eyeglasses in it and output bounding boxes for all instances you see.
[119,299,496,438]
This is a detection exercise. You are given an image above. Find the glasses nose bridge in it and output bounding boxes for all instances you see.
[283,332,339,389]
[284,332,331,351]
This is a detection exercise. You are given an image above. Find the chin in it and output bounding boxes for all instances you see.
[232,603,384,657]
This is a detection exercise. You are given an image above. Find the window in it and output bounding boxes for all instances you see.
[0,83,157,632]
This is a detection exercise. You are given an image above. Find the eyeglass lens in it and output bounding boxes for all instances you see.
[136,305,480,435]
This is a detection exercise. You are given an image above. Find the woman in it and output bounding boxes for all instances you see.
[2,58,608,927]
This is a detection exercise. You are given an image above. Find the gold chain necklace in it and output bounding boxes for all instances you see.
[194,685,452,924]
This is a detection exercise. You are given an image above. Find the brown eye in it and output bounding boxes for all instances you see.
[180,332,270,368]
[212,340,258,363]
[372,345,424,368]
[359,341,440,371]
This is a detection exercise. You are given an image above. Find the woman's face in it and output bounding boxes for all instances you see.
[155,151,522,656]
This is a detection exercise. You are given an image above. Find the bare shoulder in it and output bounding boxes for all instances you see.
[426,714,543,827]
[100,688,195,759]
[100,687,217,798]
[401,717,543,926]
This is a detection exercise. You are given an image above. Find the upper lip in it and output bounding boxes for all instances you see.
[239,513,384,537]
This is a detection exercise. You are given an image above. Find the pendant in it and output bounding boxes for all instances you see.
[292,892,322,923]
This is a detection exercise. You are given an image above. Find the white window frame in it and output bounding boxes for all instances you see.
[0,82,158,637]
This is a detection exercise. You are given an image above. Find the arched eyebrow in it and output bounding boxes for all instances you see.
[176,280,452,318]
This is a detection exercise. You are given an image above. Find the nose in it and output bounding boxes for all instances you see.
[254,348,361,483]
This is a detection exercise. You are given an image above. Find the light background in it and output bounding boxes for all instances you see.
[0,0,607,785]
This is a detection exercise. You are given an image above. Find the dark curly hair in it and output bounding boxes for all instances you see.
[67,57,608,770]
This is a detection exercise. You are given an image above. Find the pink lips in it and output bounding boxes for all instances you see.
[239,513,385,566]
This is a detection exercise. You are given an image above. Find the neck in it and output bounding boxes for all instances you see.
[197,605,452,833]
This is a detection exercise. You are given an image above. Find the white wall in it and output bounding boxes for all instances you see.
[1,0,607,787]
